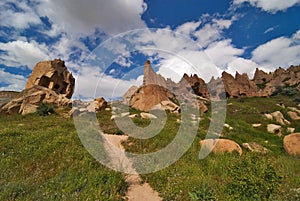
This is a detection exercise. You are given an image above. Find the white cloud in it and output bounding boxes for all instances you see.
[0,40,50,69]
[0,69,26,91]
[36,0,147,36]
[251,30,300,71]
[233,0,300,13]
[0,1,41,29]
[205,39,244,68]
[226,58,259,78]
[74,66,143,100]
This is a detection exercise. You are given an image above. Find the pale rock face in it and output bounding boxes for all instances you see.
[270,111,290,125]
[283,133,300,156]
[267,124,282,136]
[0,86,71,115]
[287,111,300,121]
[199,139,242,155]
[122,86,138,105]
[140,112,157,119]
[25,59,75,99]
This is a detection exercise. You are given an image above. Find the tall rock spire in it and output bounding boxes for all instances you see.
[143,60,167,87]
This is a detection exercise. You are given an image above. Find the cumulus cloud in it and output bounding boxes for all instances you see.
[0,40,50,69]
[233,0,300,13]
[205,39,244,68]
[226,58,259,78]
[0,69,27,91]
[74,66,143,100]
[36,0,147,36]
[0,1,41,29]
[251,30,300,71]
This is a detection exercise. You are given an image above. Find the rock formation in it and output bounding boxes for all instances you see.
[283,133,300,156]
[0,59,75,115]
[126,60,209,113]
[199,139,243,155]
[143,60,167,87]
[122,86,138,105]
[221,71,260,98]
[130,85,175,112]
[25,59,75,99]
[0,86,71,115]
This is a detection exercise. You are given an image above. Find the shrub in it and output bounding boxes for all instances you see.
[36,103,55,116]
[226,155,282,200]
[273,86,298,96]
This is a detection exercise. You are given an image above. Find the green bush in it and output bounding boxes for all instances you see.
[36,103,55,116]
[273,86,298,96]
[226,155,282,200]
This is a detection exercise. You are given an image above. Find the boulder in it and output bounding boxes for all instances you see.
[267,124,282,136]
[252,123,262,128]
[153,100,180,113]
[283,133,300,156]
[94,97,107,112]
[287,127,295,133]
[0,85,71,115]
[199,139,242,155]
[242,142,269,154]
[25,59,75,98]
[287,111,300,121]
[271,111,290,125]
[140,112,157,119]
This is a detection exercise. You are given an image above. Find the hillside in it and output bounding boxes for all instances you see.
[1,92,299,200]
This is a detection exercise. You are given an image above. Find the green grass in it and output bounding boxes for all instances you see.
[122,94,300,200]
[1,93,300,200]
[0,113,126,200]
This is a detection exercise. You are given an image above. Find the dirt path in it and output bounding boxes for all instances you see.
[103,134,162,201]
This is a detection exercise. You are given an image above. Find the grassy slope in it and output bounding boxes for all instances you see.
[123,94,300,200]
[0,114,126,201]
[1,94,299,200]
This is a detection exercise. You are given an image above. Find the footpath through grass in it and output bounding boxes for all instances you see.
[0,114,126,201]
[123,95,300,200]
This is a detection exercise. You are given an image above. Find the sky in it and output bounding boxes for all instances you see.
[0,0,300,100]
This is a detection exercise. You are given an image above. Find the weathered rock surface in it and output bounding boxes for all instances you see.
[140,112,157,119]
[221,71,260,98]
[1,59,75,115]
[253,68,272,85]
[283,133,300,156]
[25,59,75,99]
[152,100,180,113]
[270,111,291,125]
[267,124,282,135]
[199,139,242,155]
[242,142,269,154]
[130,85,175,112]
[143,60,167,87]
[123,86,138,105]
[287,111,300,120]
[0,85,71,115]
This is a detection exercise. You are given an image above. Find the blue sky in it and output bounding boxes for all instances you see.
[0,0,300,99]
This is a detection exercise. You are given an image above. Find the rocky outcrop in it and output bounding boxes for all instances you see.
[0,85,71,115]
[123,86,138,105]
[25,59,75,99]
[283,133,300,156]
[199,139,243,155]
[143,60,166,87]
[221,71,260,98]
[180,73,210,99]
[253,68,272,85]
[287,111,300,120]
[1,59,75,115]
[130,85,175,112]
